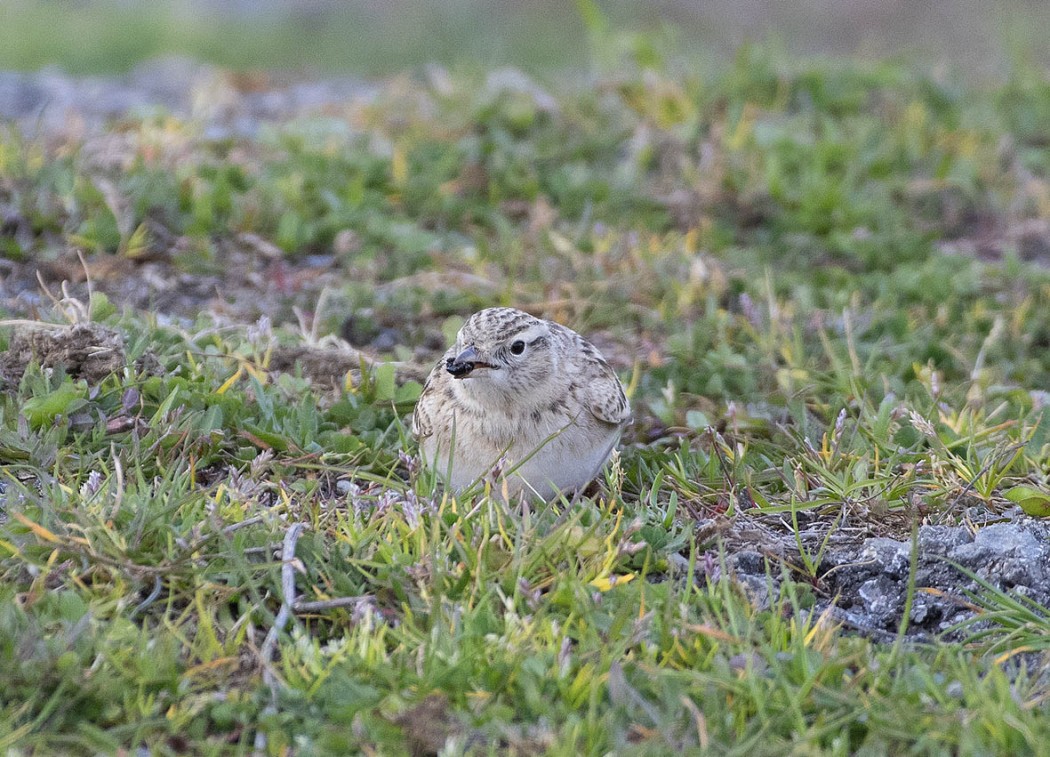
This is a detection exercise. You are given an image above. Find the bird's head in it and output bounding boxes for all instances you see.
[445,308,558,394]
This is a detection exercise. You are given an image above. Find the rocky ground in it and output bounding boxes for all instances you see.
[720,508,1050,641]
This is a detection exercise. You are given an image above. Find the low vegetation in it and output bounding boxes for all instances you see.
[1,29,1049,754]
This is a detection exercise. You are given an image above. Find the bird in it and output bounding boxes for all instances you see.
[411,307,630,500]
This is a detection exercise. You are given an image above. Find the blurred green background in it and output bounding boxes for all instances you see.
[3,0,1048,77]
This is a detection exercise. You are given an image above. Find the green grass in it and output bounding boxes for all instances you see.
[2,33,1050,755]
[5,0,1050,78]
[0,0,590,75]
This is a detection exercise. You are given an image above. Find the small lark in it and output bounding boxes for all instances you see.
[412,307,630,500]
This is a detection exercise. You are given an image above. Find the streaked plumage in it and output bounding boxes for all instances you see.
[412,307,630,500]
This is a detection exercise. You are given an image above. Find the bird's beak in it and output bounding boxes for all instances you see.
[446,345,490,379]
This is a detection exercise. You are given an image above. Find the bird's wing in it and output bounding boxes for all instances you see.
[578,341,631,426]
[411,359,447,438]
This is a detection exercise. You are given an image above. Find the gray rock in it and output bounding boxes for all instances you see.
[857,575,899,615]
[0,58,378,139]
[860,537,911,577]
[918,524,972,553]
[720,511,1050,640]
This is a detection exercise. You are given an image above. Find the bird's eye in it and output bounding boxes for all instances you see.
[510,340,526,355]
